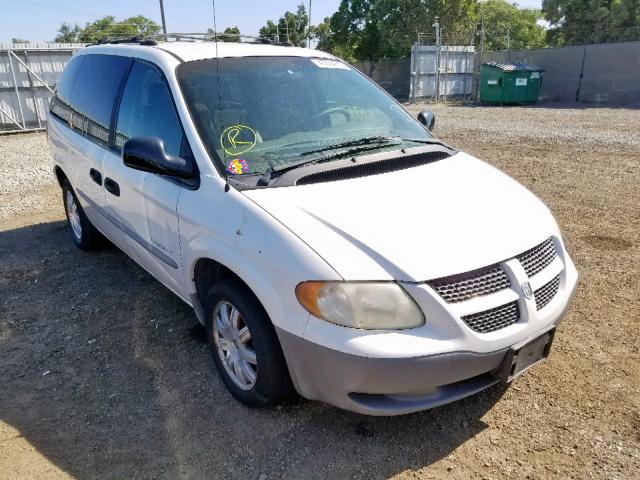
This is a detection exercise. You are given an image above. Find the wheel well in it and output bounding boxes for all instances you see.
[53,166,67,187]
[192,258,294,388]
[193,258,247,307]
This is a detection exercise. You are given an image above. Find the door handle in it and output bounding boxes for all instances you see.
[89,168,102,185]
[104,177,120,197]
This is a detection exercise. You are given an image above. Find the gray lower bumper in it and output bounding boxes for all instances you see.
[276,328,510,416]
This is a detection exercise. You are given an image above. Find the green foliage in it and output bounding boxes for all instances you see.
[206,26,242,42]
[543,0,640,45]
[11,38,30,44]
[54,23,82,43]
[53,15,161,43]
[314,0,477,65]
[259,4,309,46]
[479,0,547,50]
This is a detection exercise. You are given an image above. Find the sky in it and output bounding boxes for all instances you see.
[1,0,543,43]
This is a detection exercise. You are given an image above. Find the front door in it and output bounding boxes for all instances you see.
[102,60,192,296]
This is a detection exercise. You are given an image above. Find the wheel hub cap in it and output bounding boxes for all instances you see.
[212,301,257,390]
[65,190,82,240]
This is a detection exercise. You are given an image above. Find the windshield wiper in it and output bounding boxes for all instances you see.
[298,136,397,157]
[393,137,450,148]
[255,136,450,186]
[257,136,400,185]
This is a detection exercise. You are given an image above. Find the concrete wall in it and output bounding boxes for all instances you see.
[483,41,640,106]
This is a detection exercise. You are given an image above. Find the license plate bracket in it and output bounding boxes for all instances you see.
[495,328,555,383]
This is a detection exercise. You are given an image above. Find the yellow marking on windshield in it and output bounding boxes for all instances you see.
[220,125,257,156]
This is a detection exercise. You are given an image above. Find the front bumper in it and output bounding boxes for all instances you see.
[278,326,508,415]
[277,265,577,416]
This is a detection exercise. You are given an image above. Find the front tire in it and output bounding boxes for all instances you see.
[204,278,293,407]
[61,180,106,250]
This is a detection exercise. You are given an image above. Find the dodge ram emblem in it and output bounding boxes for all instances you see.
[521,282,533,300]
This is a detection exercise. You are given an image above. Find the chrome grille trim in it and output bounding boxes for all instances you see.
[517,237,557,277]
[461,301,520,333]
[427,265,511,304]
[534,275,560,311]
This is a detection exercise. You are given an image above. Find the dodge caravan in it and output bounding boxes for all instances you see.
[47,38,578,415]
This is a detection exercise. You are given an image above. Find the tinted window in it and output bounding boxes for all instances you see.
[115,61,183,157]
[69,54,132,145]
[49,55,84,123]
[56,55,84,104]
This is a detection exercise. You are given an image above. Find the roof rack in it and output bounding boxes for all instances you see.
[89,32,294,48]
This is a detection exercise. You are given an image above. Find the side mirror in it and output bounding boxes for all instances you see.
[122,137,193,179]
[417,109,436,131]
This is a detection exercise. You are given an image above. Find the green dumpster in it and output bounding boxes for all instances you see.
[480,62,543,104]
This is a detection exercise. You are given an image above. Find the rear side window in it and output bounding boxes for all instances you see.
[68,54,132,145]
[56,55,84,104]
[49,55,84,123]
[115,61,183,157]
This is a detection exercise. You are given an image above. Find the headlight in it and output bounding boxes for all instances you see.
[295,281,425,330]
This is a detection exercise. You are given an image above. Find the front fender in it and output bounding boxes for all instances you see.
[178,179,341,337]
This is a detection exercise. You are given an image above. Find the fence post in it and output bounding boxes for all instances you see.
[576,45,587,103]
[409,43,415,104]
[433,19,441,103]
[476,18,485,101]
[22,49,42,129]
[7,49,26,130]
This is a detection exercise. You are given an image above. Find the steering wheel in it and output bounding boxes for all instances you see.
[312,107,352,123]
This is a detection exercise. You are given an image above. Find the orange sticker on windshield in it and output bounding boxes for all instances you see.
[220,125,257,156]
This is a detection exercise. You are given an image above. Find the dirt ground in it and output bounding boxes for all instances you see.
[1,105,638,479]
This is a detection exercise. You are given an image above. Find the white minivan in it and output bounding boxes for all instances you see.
[47,38,578,415]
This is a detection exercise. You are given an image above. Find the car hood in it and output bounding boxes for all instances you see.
[243,152,558,281]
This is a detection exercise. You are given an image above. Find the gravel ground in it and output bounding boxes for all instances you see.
[0,133,59,221]
[0,105,639,479]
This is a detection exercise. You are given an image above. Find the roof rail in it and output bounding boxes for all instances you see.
[91,36,157,46]
[88,32,293,48]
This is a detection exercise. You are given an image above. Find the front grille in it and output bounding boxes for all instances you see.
[534,275,560,311]
[461,301,520,333]
[428,265,510,303]
[517,237,557,277]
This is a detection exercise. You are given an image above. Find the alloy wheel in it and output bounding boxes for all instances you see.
[212,300,258,390]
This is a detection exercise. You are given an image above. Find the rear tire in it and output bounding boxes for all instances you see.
[61,180,106,250]
[204,277,293,407]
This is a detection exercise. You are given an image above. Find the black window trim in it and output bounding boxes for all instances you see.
[50,53,199,189]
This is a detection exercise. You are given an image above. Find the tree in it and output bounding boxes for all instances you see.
[324,0,382,70]
[543,0,640,45]
[314,0,477,71]
[54,15,161,43]
[54,23,82,42]
[314,17,357,61]
[11,37,30,44]
[206,26,241,42]
[479,0,547,51]
[222,26,241,42]
[259,4,309,46]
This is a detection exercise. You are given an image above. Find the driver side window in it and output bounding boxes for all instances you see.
[115,61,184,157]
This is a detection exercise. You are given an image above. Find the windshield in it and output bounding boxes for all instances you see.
[177,56,434,177]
